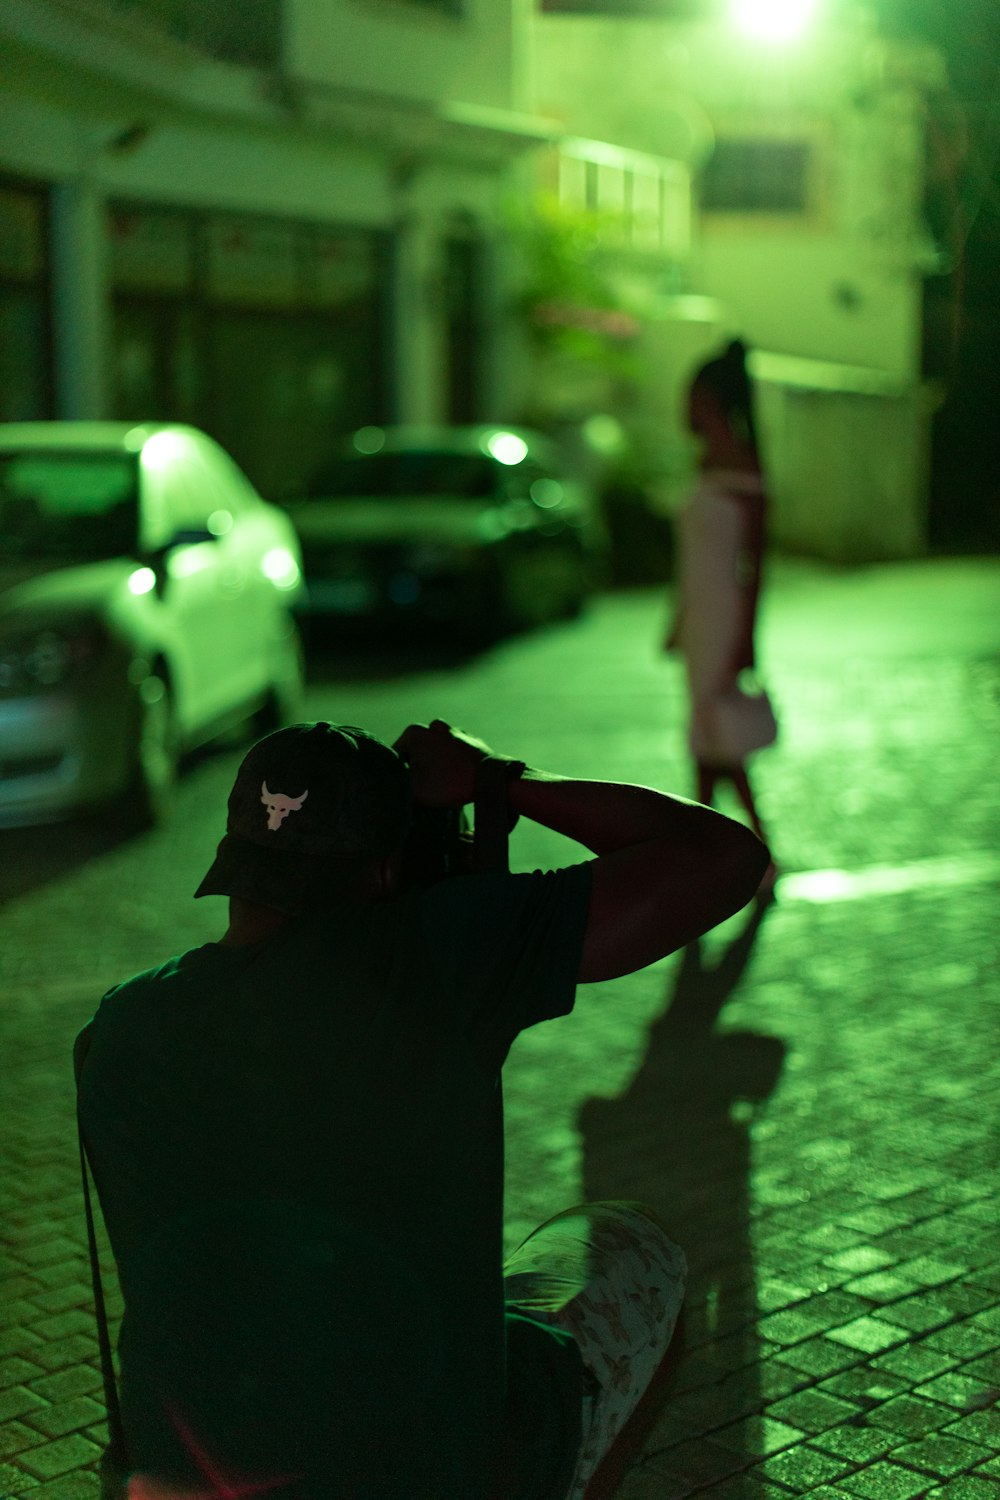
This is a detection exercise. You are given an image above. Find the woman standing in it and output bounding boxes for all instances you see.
[664,339,777,895]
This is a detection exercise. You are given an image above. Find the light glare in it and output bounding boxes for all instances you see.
[486,432,528,467]
[207,509,233,536]
[731,0,819,41]
[353,426,385,454]
[141,430,186,472]
[261,547,300,589]
[128,567,156,596]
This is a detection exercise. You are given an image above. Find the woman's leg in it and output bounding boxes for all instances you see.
[696,760,718,808]
[726,762,778,895]
[726,761,766,843]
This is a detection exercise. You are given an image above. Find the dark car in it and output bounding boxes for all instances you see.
[0,422,304,828]
[286,425,597,637]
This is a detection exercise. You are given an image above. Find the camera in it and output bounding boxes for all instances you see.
[398,802,473,888]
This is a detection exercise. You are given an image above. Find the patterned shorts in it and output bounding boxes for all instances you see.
[127,1202,685,1500]
[503,1200,687,1499]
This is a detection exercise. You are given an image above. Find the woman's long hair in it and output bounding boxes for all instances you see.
[695,339,759,455]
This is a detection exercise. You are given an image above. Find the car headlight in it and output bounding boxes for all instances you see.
[0,623,107,691]
[261,547,301,591]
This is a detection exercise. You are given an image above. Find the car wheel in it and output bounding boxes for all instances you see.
[120,674,178,831]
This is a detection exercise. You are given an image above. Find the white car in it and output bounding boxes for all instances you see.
[0,422,304,828]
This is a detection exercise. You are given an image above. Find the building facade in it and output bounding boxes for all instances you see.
[0,0,554,499]
[528,4,954,559]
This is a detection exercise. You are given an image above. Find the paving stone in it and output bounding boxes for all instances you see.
[773,1337,862,1379]
[755,1441,855,1489]
[0,1462,42,1493]
[924,1323,1000,1360]
[21,1393,104,1439]
[892,1430,996,1478]
[712,1415,806,1457]
[756,1278,812,1313]
[0,1302,46,1332]
[934,1286,996,1317]
[815,1423,906,1464]
[942,1410,1000,1447]
[0,1361,47,1397]
[837,1460,940,1499]
[12,1474,99,1499]
[0,1420,45,1460]
[961,1354,1000,1385]
[24,1260,92,1292]
[0,1329,45,1361]
[0,1387,48,1425]
[27,1284,92,1317]
[873,1297,956,1335]
[766,1387,860,1436]
[25,1367,101,1403]
[845,1272,925,1304]
[22,1335,99,1374]
[800,1491,877,1500]
[819,1369,909,1407]
[866,1395,959,1437]
[687,1478,787,1500]
[827,1317,912,1356]
[15,1431,102,1479]
[0,1279,43,1305]
[838,1208,913,1236]
[894,1255,969,1289]
[913,1372,999,1411]
[646,1436,748,1487]
[924,1480,1000,1500]
[870,1344,960,1383]
[756,1359,812,1401]
[826,1246,899,1275]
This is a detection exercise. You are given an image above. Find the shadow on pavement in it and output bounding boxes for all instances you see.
[0,740,232,907]
[0,818,129,907]
[302,622,485,683]
[579,899,784,1494]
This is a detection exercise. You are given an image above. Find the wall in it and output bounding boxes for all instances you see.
[284,0,517,113]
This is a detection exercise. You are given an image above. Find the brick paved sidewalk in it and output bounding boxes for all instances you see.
[1,558,998,1499]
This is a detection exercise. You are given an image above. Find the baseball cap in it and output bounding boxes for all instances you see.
[194,722,412,914]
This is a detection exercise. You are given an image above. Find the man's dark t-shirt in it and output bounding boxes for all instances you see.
[77,864,591,1499]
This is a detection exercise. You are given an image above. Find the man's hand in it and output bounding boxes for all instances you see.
[393,720,495,808]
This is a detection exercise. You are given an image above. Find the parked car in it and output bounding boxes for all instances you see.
[287,425,597,637]
[0,422,304,829]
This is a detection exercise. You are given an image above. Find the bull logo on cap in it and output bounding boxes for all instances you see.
[261,781,308,831]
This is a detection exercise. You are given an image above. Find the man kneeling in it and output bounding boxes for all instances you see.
[76,718,768,1499]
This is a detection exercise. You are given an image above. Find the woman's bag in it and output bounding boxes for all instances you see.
[713,683,778,761]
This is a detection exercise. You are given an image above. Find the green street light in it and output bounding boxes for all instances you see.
[730,0,822,42]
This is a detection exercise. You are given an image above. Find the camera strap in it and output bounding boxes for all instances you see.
[472,757,526,875]
[74,1023,130,1481]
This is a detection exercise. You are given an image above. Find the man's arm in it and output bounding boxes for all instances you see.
[394,721,768,984]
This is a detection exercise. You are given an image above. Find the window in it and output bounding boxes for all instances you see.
[111,0,280,66]
[0,452,138,560]
[701,139,811,215]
